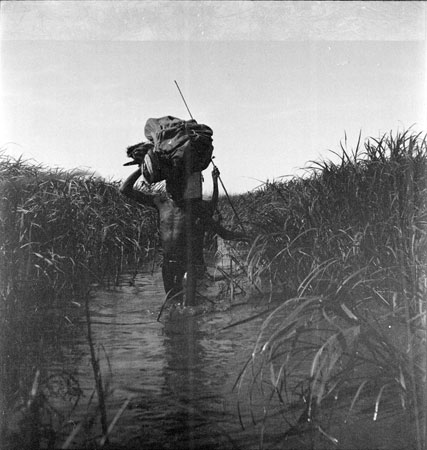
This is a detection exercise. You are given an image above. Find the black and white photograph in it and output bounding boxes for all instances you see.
[1,1,426,449]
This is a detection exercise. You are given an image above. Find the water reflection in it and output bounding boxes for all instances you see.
[160,314,232,449]
[4,264,419,449]
[81,270,262,450]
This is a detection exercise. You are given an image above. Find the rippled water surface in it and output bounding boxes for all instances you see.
[40,267,415,450]
[51,269,271,449]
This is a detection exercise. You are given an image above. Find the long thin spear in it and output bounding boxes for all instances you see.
[174,80,194,120]
[173,80,247,234]
[210,157,246,234]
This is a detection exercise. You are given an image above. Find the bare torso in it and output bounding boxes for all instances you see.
[156,195,206,264]
[119,166,247,304]
[156,196,186,258]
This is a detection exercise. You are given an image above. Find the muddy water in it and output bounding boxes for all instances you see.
[54,269,270,450]
[45,268,416,450]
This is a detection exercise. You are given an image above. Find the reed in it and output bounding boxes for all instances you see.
[0,153,156,448]
[0,153,157,302]
[224,130,427,449]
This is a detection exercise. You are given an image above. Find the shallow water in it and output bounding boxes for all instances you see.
[49,269,271,449]
[32,267,416,450]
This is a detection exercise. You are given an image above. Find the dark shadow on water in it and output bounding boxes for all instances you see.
[3,267,418,450]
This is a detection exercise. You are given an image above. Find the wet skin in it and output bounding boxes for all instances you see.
[120,167,246,305]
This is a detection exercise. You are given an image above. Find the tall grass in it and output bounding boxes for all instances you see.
[2,129,427,447]
[0,154,157,302]
[0,153,157,448]
[221,131,427,449]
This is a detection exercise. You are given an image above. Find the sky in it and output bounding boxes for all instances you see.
[1,1,426,194]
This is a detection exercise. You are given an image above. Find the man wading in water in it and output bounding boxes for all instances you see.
[120,150,247,306]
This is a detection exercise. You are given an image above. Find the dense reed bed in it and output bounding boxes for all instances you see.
[2,129,426,448]
[0,154,156,448]
[0,154,157,302]
[219,130,427,449]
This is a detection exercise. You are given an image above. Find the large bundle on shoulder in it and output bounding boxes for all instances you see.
[142,116,214,184]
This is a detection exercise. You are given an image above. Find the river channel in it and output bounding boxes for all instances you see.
[35,264,415,450]
[48,267,273,450]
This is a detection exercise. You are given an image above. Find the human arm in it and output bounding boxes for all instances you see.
[203,215,249,242]
[202,167,220,215]
[210,166,220,213]
[119,167,157,208]
[192,197,248,242]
